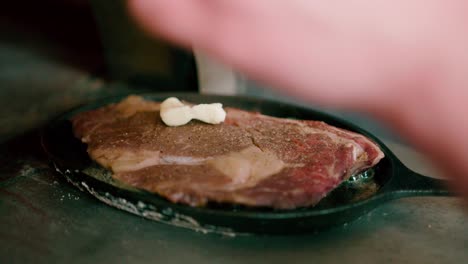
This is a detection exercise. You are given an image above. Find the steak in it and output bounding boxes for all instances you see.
[72,96,384,209]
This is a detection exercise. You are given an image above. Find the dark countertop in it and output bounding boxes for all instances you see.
[2,132,467,263]
[1,3,467,263]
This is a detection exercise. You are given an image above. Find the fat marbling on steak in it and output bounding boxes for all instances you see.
[72,96,384,209]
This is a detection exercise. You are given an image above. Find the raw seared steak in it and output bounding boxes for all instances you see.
[72,96,384,209]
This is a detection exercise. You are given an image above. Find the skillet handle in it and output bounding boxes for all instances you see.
[385,166,452,197]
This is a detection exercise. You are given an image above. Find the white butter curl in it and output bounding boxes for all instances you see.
[160,97,226,126]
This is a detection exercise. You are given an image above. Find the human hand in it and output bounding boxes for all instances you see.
[128,0,468,196]
[129,0,466,110]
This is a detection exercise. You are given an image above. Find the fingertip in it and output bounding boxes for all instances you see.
[127,0,208,49]
[127,0,167,37]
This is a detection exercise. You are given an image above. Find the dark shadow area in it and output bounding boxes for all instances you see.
[1,0,105,72]
[1,0,198,89]
[0,0,198,142]
[0,128,48,185]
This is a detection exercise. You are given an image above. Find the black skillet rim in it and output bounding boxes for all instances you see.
[42,92,401,220]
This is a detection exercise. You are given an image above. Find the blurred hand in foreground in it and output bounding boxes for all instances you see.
[128,0,468,197]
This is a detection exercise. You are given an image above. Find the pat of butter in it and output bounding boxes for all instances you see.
[160,97,226,126]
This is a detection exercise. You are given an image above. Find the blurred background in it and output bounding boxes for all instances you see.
[0,0,397,142]
[1,0,199,142]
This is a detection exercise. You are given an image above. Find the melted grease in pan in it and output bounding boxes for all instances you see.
[81,160,380,212]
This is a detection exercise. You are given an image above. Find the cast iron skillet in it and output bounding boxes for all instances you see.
[41,93,451,235]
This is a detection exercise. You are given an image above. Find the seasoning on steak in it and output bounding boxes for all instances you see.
[72,95,384,209]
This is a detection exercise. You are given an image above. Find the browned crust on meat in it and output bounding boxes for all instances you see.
[72,96,384,209]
